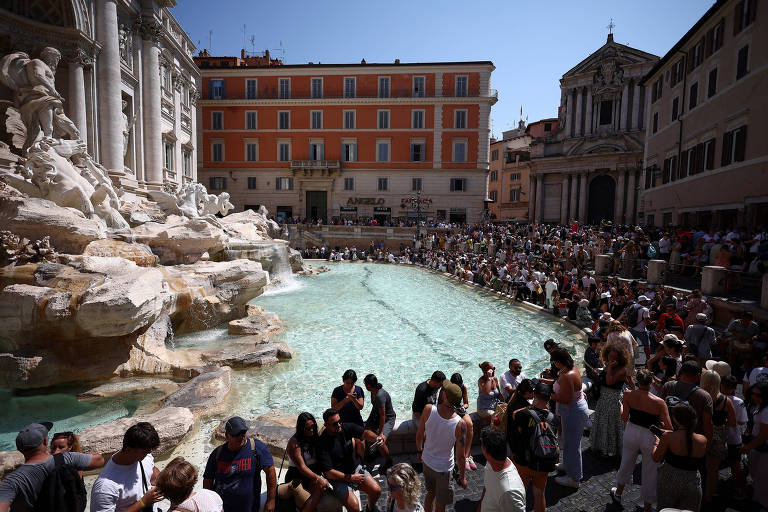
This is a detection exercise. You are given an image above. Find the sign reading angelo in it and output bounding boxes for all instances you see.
[347,197,386,205]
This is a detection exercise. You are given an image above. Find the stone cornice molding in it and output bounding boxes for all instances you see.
[134,15,163,44]
[197,96,496,107]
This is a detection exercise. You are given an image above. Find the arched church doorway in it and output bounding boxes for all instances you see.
[587,175,615,224]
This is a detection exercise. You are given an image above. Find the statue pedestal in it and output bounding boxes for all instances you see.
[108,169,140,192]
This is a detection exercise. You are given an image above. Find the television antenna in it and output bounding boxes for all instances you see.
[269,40,286,62]
[208,29,213,52]
[241,24,246,50]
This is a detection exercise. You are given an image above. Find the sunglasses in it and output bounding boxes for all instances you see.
[329,420,342,426]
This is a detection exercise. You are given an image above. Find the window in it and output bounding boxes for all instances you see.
[164,142,174,170]
[412,178,422,191]
[278,111,290,130]
[488,190,497,202]
[509,188,520,202]
[275,177,293,190]
[341,143,357,162]
[704,138,716,170]
[377,177,388,191]
[707,68,717,98]
[212,111,223,130]
[722,125,748,166]
[311,111,323,130]
[450,178,466,191]
[651,78,662,103]
[308,142,324,160]
[491,149,499,161]
[671,59,685,86]
[278,142,290,162]
[453,141,466,162]
[212,143,223,162]
[454,110,467,129]
[689,82,698,110]
[311,78,323,99]
[344,177,354,191]
[455,76,468,97]
[343,110,356,129]
[490,170,498,182]
[713,19,724,52]
[600,100,613,125]
[509,172,521,181]
[377,142,390,162]
[734,0,757,34]
[410,142,426,162]
[246,79,257,99]
[182,150,192,177]
[413,76,425,97]
[378,110,390,129]
[652,112,658,134]
[690,38,704,71]
[247,177,257,189]
[672,97,679,121]
[736,45,749,79]
[278,78,290,99]
[245,111,257,130]
[209,176,226,190]
[412,110,425,129]
[378,77,390,98]
[544,123,552,132]
[246,142,258,162]
[344,77,356,98]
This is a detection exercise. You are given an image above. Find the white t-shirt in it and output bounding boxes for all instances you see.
[727,394,747,445]
[175,489,224,512]
[90,454,156,512]
[481,463,526,512]
[751,406,768,438]
[499,371,526,401]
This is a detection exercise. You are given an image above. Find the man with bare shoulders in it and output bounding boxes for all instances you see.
[416,381,468,512]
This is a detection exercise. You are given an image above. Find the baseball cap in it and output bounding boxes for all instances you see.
[442,381,463,406]
[637,295,650,303]
[225,416,248,436]
[16,422,53,451]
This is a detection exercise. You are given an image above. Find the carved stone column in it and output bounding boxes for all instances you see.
[535,174,543,223]
[631,83,641,131]
[96,0,124,173]
[625,168,637,225]
[137,15,164,187]
[560,175,569,224]
[615,170,626,224]
[574,88,583,137]
[65,47,92,145]
[569,174,578,221]
[585,93,593,136]
[578,172,588,222]
[189,87,199,182]
[621,82,630,131]
[564,90,572,138]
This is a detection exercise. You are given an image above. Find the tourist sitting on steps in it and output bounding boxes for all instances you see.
[411,371,446,421]
[330,369,365,427]
[284,412,331,512]
[156,456,223,512]
[361,374,395,473]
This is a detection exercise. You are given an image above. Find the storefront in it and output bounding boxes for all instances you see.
[275,206,293,222]
[339,206,358,219]
[373,206,391,224]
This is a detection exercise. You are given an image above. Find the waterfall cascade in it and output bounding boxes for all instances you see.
[221,239,301,295]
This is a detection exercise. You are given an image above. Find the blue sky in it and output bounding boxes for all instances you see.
[174,0,713,138]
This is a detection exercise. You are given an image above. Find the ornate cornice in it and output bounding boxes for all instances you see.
[63,46,94,69]
[134,15,163,43]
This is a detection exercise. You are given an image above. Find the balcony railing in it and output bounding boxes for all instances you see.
[205,90,498,101]
[290,160,341,170]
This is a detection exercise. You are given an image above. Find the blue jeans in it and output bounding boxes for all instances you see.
[560,398,589,481]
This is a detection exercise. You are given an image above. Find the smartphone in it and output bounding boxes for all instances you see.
[649,424,664,437]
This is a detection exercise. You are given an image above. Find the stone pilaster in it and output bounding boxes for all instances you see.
[585,93,593,136]
[621,82,630,131]
[560,175,569,224]
[96,0,125,174]
[631,83,641,131]
[569,174,578,221]
[615,170,626,224]
[136,14,164,188]
[578,172,588,222]
[574,88,583,137]
[564,90,572,138]
[535,174,543,222]
[625,168,637,225]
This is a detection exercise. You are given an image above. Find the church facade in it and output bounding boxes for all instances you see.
[529,34,658,225]
[0,0,199,193]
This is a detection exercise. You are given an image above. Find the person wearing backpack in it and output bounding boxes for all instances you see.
[0,422,104,512]
[625,295,651,362]
[511,382,557,512]
[202,416,276,512]
[660,360,713,443]
[91,422,163,512]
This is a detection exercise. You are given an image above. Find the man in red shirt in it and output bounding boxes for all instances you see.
[656,304,685,335]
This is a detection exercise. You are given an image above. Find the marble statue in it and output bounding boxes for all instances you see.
[148,182,234,219]
[121,100,135,159]
[0,47,128,230]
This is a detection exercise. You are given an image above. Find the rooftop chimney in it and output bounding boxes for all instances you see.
[241,48,246,59]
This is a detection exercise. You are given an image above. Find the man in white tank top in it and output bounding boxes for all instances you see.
[415,381,468,512]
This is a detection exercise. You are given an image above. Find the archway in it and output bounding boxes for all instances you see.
[587,175,615,224]
[1,0,76,28]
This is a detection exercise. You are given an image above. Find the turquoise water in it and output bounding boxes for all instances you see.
[179,263,583,420]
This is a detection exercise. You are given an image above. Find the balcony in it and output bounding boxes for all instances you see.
[290,160,341,178]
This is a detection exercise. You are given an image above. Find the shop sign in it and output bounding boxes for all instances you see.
[347,197,386,205]
[340,206,358,213]
[374,207,391,213]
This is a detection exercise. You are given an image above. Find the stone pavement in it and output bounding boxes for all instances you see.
[360,433,758,512]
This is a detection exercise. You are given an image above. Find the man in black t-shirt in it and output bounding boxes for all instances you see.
[512,383,555,512]
[412,371,446,420]
[318,409,381,512]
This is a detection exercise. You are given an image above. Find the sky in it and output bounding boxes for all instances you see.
[173,0,714,139]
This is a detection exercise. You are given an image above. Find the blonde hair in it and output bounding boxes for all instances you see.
[607,319,627,333]
[386,463,421,508]
[700,370,721,401]
[155,457,198,505]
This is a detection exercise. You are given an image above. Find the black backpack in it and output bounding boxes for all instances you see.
[33,453,87,512]
[524,408,559,469]
[626,303,641,329]
[665,383,700,410]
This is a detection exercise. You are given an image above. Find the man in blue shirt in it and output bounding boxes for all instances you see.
[203,417,276,512]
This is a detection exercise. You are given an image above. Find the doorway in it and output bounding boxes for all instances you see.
[587,175,616,224]
[305,191,327,223]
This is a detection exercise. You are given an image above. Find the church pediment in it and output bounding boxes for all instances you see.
[562,36,658,80]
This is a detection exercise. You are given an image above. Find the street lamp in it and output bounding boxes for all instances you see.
[406,189,423,226]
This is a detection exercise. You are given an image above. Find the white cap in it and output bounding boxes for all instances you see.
[601,292,611,299]
[637,295,650,303]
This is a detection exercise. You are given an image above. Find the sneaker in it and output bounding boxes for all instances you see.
[554,475,580,488]
[610,487,622,503]
[466,455,477,470]
[555,462,566,472]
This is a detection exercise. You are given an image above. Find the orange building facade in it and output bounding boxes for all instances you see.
[194,53,496,223]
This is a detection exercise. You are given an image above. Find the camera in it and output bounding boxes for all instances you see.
[649,424,664,437]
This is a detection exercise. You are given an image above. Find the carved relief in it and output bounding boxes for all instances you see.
[118,23,133,68]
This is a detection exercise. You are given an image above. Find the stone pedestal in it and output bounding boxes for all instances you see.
[702,266,727,297]
[595,254,611,275]
[647,259,666,284]
[762,272,768,310]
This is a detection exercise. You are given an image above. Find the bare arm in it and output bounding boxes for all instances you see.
[0,502,8,512]
[264,465,277,511]
[415,404,431,452]
[455,420,468,488]
[620,391,631,423]
[652,432,668,463]
[659,400,673,431]
[288,438,326,485]
[726,398,737,428]
[86,452,106,470]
